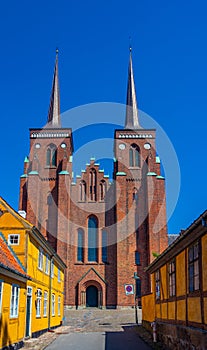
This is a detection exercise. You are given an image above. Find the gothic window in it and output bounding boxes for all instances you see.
[88,216,98,262]
[135,278,141,297]
[100,180,106,201]
[79,181,86,202]
[135,251,140,265]
[89,169,97,201]
[129,144,140,167]
[188,241,199,292]
[102,230,107,263]
[77,229,84,262]
[133,188,138,202]
[46,144,57,167]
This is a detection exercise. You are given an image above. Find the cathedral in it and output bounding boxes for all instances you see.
[18,49,168,309]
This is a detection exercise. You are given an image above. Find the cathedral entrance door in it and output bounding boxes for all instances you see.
[86,285,98,307]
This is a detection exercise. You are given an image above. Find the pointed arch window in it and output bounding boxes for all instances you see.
[88,216,98,262]
[77,229,84,262]
[46,144,57,167]
[89,169,97,201]
[100,180,106,201]
[129,144,140,167]
[133,188,138,202]
[102,230,107,263]
[79,181,86,202]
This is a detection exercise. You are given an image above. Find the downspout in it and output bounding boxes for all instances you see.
[48,254,54,331]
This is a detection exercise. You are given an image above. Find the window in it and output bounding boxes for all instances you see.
[88,216,98,262]
[100,180,106,201]
[189,241,199,292]
[169,260,176,297]
[155,270,160,300]
[0,281,3,314]
[46,144,57,167]
[8,234,20,245]
[89,169,97,201]
[45,254,49,275]
[38,248,43,270]
[10,285,19,318]
[135,278,141,297]
[51,260,54,278]
[43,291,48,317]
[135,251,140,265]
[102,231,107,263]
[79,181,86,201]
[58,268,61,282]
[36,289,42,317]
[77,229,84,262]
[58,296,61,316]
[52,294,55,316]
[129,144,140,167]
[133,188,138,202]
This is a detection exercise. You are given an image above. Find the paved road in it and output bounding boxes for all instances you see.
[46,328,152,350]
[46,308,152,350]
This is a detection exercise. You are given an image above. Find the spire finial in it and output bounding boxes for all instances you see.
[47,50,61,128]
[129,36,132,52]
[125,47,142,130]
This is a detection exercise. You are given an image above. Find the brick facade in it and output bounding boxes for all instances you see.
[18,52,168,308]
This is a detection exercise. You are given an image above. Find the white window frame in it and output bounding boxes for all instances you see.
[38,248,44,270]
[58,296,61,316]
[8,234,20,245]
[36,289,42,317]
[58,268,61,282]
[43,291,48,317]
[51,260,54,278]
[52,294,55,316]
[0,281,3,314]
[10,285,19,318]
[45,254,49,275]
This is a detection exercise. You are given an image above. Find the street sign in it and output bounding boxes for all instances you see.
[124,284,134,295]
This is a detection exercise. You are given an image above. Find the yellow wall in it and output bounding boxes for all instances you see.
[0,273,26,349]
[0,200,65,338]
[142,231,207,329]
[142,293,155,323]
[176,252,186,296]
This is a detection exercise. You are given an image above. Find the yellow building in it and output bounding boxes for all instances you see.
[0,196,66,341]
[0,231,30,349]
[142,210,207,349]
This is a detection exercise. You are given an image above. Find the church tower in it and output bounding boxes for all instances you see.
[18,49,168,309]
[114,48,168,306]
[19,50,73,263]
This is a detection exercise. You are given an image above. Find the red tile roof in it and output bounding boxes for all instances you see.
[0,234,29,279]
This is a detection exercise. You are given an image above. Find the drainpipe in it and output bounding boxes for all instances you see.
[48,254,54,331]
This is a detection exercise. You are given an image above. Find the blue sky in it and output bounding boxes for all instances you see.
[0,0,206,233]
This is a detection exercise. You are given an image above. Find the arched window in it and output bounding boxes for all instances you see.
[47,193,53,206]
[89,169,97,201]
[88,216,98,262]
[102,230,107,263]
[46,144,57,167]
[100,180,106,201]
[133,188,138,202]
[77,229,84,262]
[79,181,86,201]
[129,144,140,167]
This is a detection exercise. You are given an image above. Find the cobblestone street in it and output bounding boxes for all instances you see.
[23,308,158,349]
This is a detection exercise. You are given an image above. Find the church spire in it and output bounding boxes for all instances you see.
[47,49,61,127]
[125,47,141,129]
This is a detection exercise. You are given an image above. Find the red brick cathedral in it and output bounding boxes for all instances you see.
[19,50,168,309]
